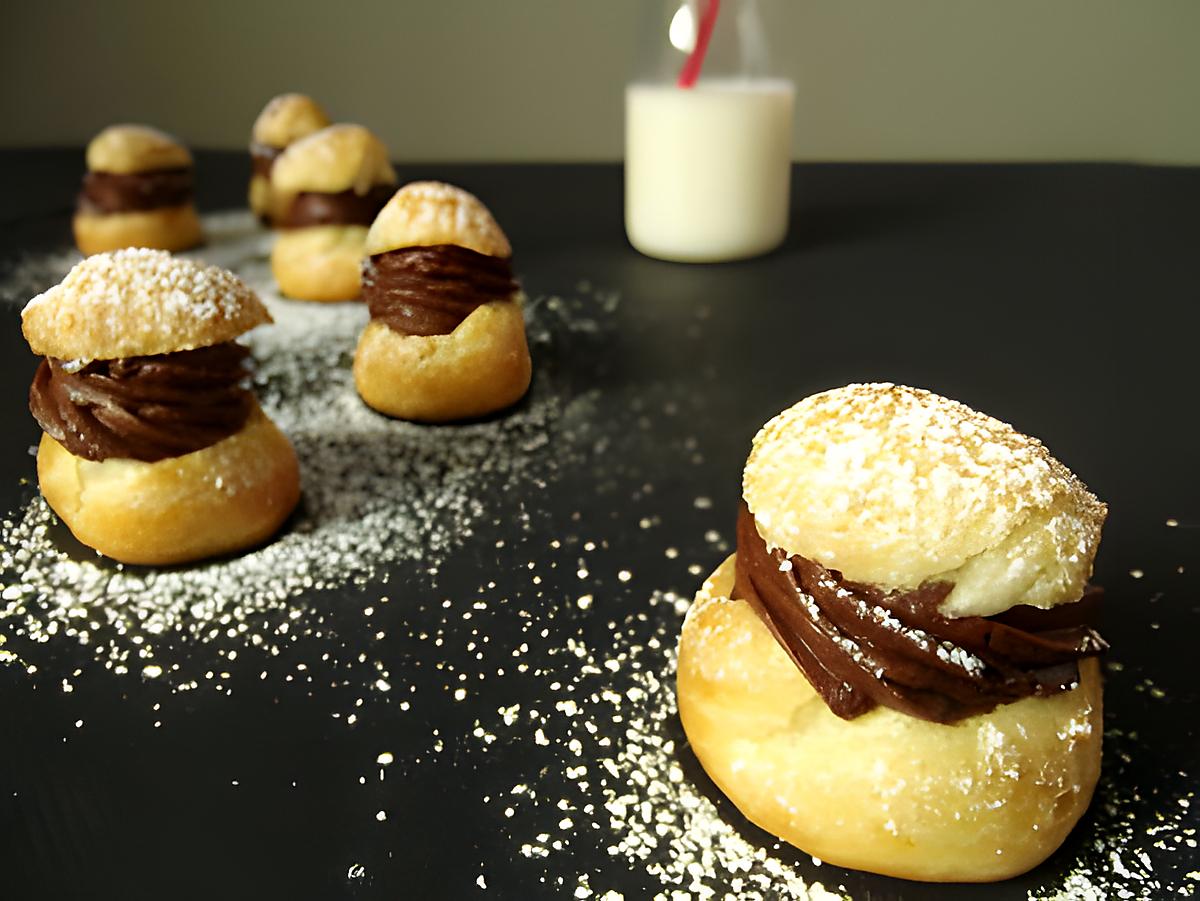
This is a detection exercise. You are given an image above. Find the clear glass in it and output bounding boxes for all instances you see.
[625,0,795,263]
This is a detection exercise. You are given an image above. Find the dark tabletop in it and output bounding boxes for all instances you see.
[1,151,1197,900]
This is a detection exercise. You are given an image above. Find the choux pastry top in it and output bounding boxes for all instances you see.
[271,124,396,230]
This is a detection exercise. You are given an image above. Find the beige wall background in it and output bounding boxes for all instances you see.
[2,0,1197,164]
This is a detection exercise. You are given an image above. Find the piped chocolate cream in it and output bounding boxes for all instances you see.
[78,167,194,215]
[362,244,518,337]
[29,343,253,463]
[278,185,395,229]
[733,503,1106,724]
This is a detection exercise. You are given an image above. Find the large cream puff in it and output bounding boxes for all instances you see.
[73,125,203,255]
[269,124,396,301]
[678,383,1108,882]
[22,248,300,565]
[248,93,330,225]
[353,181,532,422]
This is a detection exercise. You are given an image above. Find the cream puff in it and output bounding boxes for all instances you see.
[353,181,532,422]
[73,124,203,255]
[22,248,300,565]
[269,124,396,302]
[677,383,1108,882]
[248,93,330,226]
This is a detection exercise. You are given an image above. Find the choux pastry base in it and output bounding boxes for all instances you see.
[677,555,1103,883]
[73,205,203,256]
[37,406,300,566]
[353,300,532,422]
[271,225,367,301]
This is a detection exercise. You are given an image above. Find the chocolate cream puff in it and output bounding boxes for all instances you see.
[677,383,1108,882]
[22,248,300,565]
[269,124,396,302]
[353,182,532,421]
[248,93,330,226]
[73,125,203,255]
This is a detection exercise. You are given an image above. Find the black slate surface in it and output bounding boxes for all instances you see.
[1,152,1198,899]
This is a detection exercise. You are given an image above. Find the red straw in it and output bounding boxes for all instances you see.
[676,0,721,88]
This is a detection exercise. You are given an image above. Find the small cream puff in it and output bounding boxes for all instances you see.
[678,383,1108,882]
[353,181,532,422]
[22,248,300,565]
[73,125,203,255]
[269,124,396,301]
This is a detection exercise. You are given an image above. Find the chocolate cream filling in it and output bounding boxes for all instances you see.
[278,184,395,229]
[77,167,194,215]
[29,343,254,463]
[362,244,518,337]
[732,503,1106,724]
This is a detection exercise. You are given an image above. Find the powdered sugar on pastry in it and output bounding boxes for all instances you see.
[365,181,512,258]
[21,248,270,361]
[742,383,1105,615]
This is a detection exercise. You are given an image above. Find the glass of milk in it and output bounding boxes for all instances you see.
[625,0,794,263]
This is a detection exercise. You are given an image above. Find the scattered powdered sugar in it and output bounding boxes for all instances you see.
[473,579,849,899]
[0,245,84,304]
[0,211,581,682]
[1026,727,1199,899]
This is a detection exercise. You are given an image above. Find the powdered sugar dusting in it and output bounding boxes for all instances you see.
[1026,724,1199,899]
[473,584,849,900]
[366,180,511,258]
[21,247,269,362]
[743,382,1106,613]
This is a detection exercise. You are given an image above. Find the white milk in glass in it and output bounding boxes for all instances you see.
[625,78,794,263]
